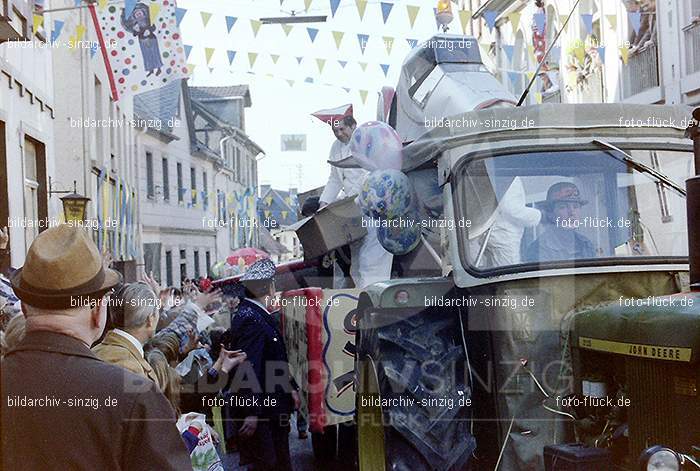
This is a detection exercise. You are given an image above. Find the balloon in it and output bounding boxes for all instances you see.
[350,121,403,171]
[358,169,415,220]
[377,217,422,255]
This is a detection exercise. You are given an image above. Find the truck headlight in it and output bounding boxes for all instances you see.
[639,446,681,471]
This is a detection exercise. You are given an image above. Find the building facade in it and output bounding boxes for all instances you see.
[467,0,700,107]
[0,0,56,272]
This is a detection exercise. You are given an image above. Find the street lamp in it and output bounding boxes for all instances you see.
[49,178,91,223]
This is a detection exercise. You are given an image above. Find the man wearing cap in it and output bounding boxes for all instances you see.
[524,182,596,262]
[1,224,191,470]
[313,104,393,289]
[222,258,298,471]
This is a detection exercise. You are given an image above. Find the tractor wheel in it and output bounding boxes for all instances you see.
[356,307,476,471]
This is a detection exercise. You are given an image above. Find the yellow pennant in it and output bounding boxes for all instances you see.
[527,71,535,82]
[98,0,108,9]
[201,11,212,27]
[205,47,215,64]
[251,20,262,37]
[33,14,43,33]
[282,24,293,36]
[508,12,520,32]
[619,45,629,65]
[286,79,295,87]
[187,63,197,74]
[406,5,420,28]
[356,0,368,20]
[149,3,161,21]
[248,52,258,68]
[281,210,288,219]
[270,54,280,64]
[359,90,368,104]
[606,14,617,31]
[535,92,542,104]
[559,14,569,30]
[332,31,344,49]
[527,44,535,60]
[459,9,471,34]
[264,210,271,218]
[359,61,368,71]
[76,24,86,41]
[316,58,326,74]
[265,196,273,206]
[574,44,586,63]
[383,36,394,55]
[566,70,577,87]
[304,0,313,10]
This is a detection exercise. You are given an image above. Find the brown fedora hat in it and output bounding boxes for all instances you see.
[11,224,121,309]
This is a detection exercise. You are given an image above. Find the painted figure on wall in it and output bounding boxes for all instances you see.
[122,3,163,77]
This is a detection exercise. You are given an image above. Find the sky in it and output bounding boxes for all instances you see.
[177,0,460,193]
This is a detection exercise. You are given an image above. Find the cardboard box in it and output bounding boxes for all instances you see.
[291,197,367,259]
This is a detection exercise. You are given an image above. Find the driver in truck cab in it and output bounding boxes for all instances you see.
[524,182,596,263]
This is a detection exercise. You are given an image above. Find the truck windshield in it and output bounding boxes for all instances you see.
[453,149,692,273]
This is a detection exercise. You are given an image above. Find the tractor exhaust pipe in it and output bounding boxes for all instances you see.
[686,107,700,290]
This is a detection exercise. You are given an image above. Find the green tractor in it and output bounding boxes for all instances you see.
[355,104,700,470]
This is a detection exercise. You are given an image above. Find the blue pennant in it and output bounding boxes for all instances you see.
[227,50,236,64]
[124,0,137,18]
[51,20,64,43]
[175,8,187,26]
[184,44,192,58]
[380,2,393,24]
[483,10,498,32]
[502,45,514,63]
[406,38,418,48]
[296,56,303,64]
[226,16,237,33]
[533,12,546,34]
[581,13,593,34]
[507,71,520,87]
[629,11,641,34]
[307,27,319,42]
[380,64,390,76]
[597,46,606,64]
[357,33,369,54]
[338,60,348,68]
[329,0,341,17]
[305,77,314,83]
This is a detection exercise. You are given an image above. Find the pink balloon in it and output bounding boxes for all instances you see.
[350,121,403,171]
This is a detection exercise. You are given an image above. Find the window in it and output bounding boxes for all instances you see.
[22,136,47,248]
[162,157,169,201]
[177,162,183,203]
[180,249,186,259]
[205,251,211,276]
[203,170,208,207]
[194,250,200,278]
[179,249,187,282]
[454,149,692,274]
[146,151,154,198]
[165,250,173,286]
[190,166,197,205]
[235,148,241,182]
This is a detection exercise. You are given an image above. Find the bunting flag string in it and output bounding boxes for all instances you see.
[483,10,498,32]
[250,19,262,37]
[380,2,393,24]
[508,11,520,32]
[406,5,420,28]
[332,31,344,49]
[282,24,293,36]
[307,27,319,42]
[459,10,471,34]
[330,0,341,17]
[225,16,237,33]
[201,11,212,27]
[356,0,367,20]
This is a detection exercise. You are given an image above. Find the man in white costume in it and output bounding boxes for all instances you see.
[313,104,393,289]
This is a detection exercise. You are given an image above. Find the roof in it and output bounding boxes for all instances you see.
[403,103,695,171]
[133,80,182,136]
[189,85,251,106]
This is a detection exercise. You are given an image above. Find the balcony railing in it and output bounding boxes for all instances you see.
[0,0,32,42]
[622,42,660,98]
[685,21,700,75]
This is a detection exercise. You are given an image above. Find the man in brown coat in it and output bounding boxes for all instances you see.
[1,224,192,470]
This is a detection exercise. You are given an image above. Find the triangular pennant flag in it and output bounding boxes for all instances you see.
[33,14,43,33]
[304,0,313,10]
[332,31,344,49]
[358,61,368,71]
[175,8,187,26]
[226,16,237,33]
[606,14,617,31]
[265,196,273,206]
[208,67,214,74]
[507,71,520,87]
[227,50,237,64]
[205,47,215,64]
[629,11,641,34]
[98,0,107,9]
[383,36,393,54]
[406,5,420,28]
[305,77,314,83]
[296,56,304,64]
[459,10,472,34]
[342,87,351,93]
[559,14,569,29]
[184,44,193,59]
[533,12,545,33]
[307,27,319,42]
[90,42,98,58]
[76,24,86,41]
[201,12,212,27]
[574,43,585,63]
[406,38,418,48]
[433,8,440,30]
[550,46,561,61]
[620,45,629,65]
[316,58,326,74]
[527,71,535,82]
[251,19,262,37]
[581,13,593,35]
[248,52,258,68]
[338,60,348,68]
[356,0,367,20]
[483,10,498,32]
[282,24,293,36]
[149,3,161,21]
[597,47,605,64]
[187,63,197,74]
[502,45,514,63]
[286,79,295,87]
[380,64,390,77]
[358,34,369,54]
[527,44,535,60]
[330,0,341,17]
[508,12,520,31]
[359,90,368,104]
[270,54,280,64]
[124,0,137,18]
[535,92,542,104]
[380,2,393,24]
